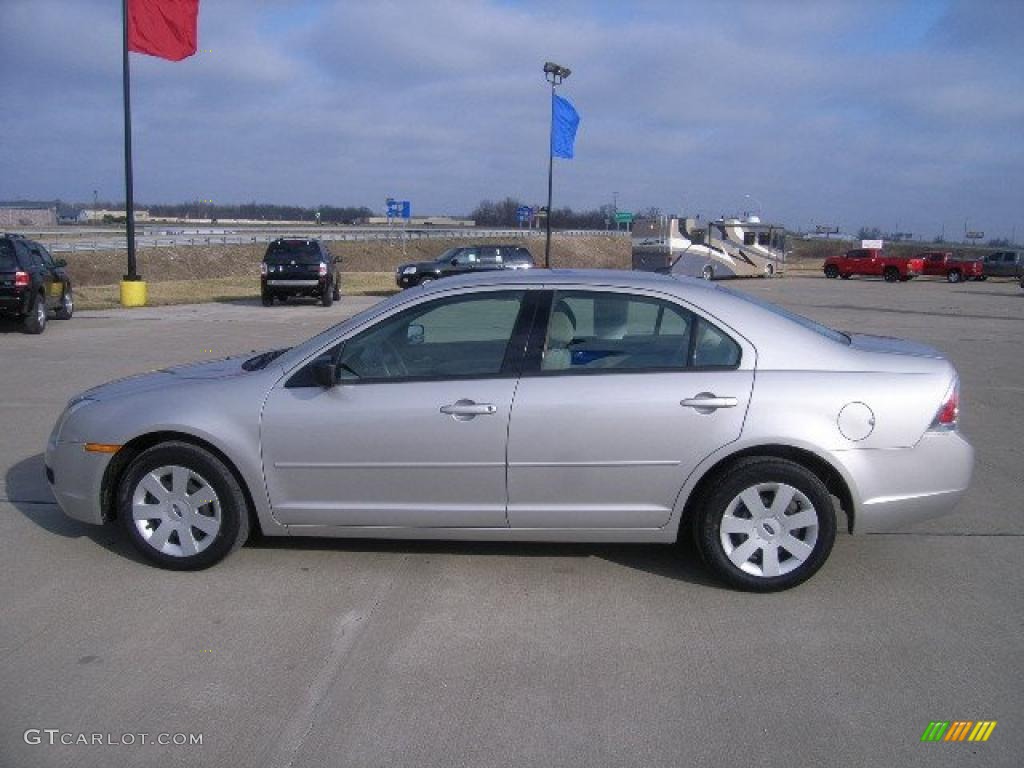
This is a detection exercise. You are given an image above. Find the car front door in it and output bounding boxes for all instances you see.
[34,245,63,308]
[506,289,754,529]
[261,289,531,528]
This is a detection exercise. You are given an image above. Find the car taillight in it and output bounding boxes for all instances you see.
[930,379,959,431]
[14,270,30,288]
[318,262,327,278]
[260,263,268,276]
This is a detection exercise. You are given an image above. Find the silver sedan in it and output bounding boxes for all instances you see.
[46,270,974,590]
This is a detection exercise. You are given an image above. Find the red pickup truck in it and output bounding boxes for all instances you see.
[823,248,924,282]
[917,251,983,283]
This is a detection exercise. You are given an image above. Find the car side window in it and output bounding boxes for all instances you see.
[333,291,527,382]
[452,250,478,267]
[477,247,500,265]
[37,245,55,267]
[538,291,739,373]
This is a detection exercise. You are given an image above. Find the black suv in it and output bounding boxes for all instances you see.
[260,238,341,307]
[395,244,534,289]
[0,234,73,334]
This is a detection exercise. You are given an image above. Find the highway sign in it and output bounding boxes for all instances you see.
[614,211,634,224]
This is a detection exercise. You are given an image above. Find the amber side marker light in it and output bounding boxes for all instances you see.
[84,443,122,454]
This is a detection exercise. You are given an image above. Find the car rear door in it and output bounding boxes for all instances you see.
[261,289,534,528]
[506,289,754,529]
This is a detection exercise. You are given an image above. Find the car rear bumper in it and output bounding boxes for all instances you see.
[44,440,111,525]
[266,279,320,287]
[0,291,29,314]
[837,431,974,533]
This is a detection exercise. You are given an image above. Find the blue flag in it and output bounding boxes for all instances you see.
[551,94,580,159]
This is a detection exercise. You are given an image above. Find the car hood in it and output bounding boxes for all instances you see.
[847,333,945,359]
[77,355,253,401]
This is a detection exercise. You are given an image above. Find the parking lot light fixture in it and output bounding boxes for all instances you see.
[543,61,571,269]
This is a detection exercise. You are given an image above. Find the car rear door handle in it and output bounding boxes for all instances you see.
[680,394,738,412]
[440,400,498,419]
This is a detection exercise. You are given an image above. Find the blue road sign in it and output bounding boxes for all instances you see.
[387,199,411,219]
[516,205,532,223]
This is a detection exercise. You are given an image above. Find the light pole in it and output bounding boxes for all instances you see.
[543,61,571,269]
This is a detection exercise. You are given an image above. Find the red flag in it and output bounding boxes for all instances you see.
[128,0,200,61]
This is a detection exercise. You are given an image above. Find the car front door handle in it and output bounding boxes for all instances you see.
[680,394,738,412]
[440,400,498,420]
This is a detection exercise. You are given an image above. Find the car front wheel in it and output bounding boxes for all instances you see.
[946,270,962,283]
[118,442,250,570]
[694,457,836,591]
[824,265,839,278]
[55,288,74,319]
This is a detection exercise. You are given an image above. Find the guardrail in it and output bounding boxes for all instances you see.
[41,228,624,253]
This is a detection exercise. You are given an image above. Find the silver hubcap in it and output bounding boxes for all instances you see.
[64,293,73,313]
[719,482,818,578]
[132,465,222,557]
[37,301,46,324]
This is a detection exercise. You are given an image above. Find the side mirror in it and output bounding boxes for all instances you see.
[312,358,337,388]
[407,324,425,345]
[54,258,67,268]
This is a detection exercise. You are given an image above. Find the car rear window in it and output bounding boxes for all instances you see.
[264,241,321,264]
[0,240,19,270]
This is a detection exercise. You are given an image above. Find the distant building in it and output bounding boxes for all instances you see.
[76,209,151,223]
[358,216,476,227]
[0,206,57,227]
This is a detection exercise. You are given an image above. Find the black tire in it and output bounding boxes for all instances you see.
[23,291,47,334]
[261,292,273,306]
[978,275,987,281]
[824,265,839,279]
[840,273,852,279]
[332,278,341,301]
[946,270,962,283]
[883,267,899,282]
[55,287,74,319]
[321,283,334,307]
[693,457,837,592]
[118,441,250,570]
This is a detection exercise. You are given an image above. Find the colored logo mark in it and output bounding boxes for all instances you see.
[921,721,997,743]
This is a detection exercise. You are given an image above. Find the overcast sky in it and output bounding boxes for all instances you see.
[1,0,1022,239]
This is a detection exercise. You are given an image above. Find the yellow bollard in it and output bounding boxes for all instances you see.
[120,279,148,307]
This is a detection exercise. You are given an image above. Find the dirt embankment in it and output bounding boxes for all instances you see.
[63,235,630,286]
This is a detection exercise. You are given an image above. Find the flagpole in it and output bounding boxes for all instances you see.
[545,87,554,269]
[122,0,139,283]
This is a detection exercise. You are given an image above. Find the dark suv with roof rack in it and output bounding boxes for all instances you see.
[0,233,73,333]
[395,244,534,289]
[260,238,340,307]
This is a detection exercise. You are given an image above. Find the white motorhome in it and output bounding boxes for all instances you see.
[632,215,786,279]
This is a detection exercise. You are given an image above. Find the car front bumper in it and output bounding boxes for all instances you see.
[44,440,112,525]
[837,430,974,533]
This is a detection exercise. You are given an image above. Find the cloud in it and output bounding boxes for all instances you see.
[0,0,1021,238]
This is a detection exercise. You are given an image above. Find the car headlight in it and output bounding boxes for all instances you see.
[49,397,96,447]
[402,266,417,275]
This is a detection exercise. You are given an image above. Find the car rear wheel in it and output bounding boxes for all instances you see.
[884,267,899,282]
[694,457,836,591]
[118,442,250,570]
[824,265,839,279]
[321,283,334,307]
[23,291,47,334]
[332,280,341,301]
[946,270,962,283]
[55,288,73,319]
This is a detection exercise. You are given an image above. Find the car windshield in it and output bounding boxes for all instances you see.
[0,241,17,270]
[718,285,851,344]
[265,241,320,264]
